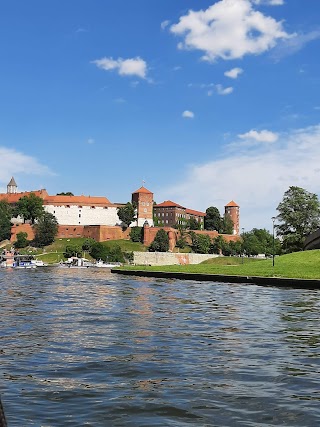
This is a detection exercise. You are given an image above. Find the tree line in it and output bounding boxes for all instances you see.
[1,185,320,255]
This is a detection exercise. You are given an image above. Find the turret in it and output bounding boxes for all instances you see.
[224,200,240,235]
[7,177,17,194]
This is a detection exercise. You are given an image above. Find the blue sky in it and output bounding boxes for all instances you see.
[1,0,320,231]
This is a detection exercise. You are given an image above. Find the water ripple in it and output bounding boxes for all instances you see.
[1,268,320,426]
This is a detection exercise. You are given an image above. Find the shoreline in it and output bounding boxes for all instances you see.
[111,268,320,289]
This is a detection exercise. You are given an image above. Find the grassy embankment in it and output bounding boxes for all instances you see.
[116,250,320,280]
[12,238,146,264]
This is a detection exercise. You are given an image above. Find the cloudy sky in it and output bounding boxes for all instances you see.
[1,0,319,230]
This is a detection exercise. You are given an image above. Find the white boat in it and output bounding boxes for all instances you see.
[0,250,37,269]
[94,259,122,268]
[30,259,48,267]
[59,257,94,268]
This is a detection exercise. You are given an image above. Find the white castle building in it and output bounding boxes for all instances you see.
[0,177,154,228]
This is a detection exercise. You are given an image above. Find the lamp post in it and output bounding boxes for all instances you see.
[272,217,276,268]
[241,227,245,264]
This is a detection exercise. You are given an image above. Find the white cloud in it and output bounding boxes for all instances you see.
[238,129,279,143]
[170,0,291,61]
[224,67,244,79]
[87,138,95,144]
[0,147,53,191]
[253,0,284,5]
[92,56,147,79]
[182,110,195,119]
[156,125,320,231]
[271,31,320,60]
[161,20,170,30]
[216,84,234,95]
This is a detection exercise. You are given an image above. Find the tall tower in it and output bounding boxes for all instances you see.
[224,200,240,235]
[7,177,17,194]
[131,186,154,227]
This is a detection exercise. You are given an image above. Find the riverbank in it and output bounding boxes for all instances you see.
[111,268,320,289]
[111,250,320,288]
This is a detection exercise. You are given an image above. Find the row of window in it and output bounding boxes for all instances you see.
[52,205,108,209]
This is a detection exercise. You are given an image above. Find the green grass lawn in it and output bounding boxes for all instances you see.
[117,250,320,280]
[12,238,146,264]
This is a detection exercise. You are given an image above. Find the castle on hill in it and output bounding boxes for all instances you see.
[0,177,240,243]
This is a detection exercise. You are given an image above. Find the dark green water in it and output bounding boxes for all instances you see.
[1,267,320,426]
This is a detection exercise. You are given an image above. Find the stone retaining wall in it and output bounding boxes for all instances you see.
[133,251,219,266]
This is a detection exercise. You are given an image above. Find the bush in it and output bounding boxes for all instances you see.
[130,227,143,243]
[14,232,29,249]
[148,229,169,252]
[64,244,82,258]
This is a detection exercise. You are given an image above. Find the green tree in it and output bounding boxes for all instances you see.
[148,229,169,252]
[210,235,227,254]
[0,200,13,241]
[15,193,44,224]
[33,212,58,247]
[204,206,222,231]
[14,232,29,248]
[276,186,320,253]
[89,243,125,263]
[82,238,96,252]
[130,226,143,242]
[188,217,201,230]
[191,233,211,254]
[64,244,82,258]
[117,202,136,229]
[221,213,234,234]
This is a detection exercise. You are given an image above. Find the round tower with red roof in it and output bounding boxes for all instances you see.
[224,200,240,235]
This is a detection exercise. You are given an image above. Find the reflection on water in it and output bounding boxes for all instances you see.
[1,268,320,426]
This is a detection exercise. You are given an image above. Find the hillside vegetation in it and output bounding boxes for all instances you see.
[119,250,320,280]
[10,238,146,264]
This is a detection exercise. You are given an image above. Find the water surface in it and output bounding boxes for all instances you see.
[1,268,320,426]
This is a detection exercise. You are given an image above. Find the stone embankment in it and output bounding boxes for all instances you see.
[133,251,219,266]
[111,269,320,289]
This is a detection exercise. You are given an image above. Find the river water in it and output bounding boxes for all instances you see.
[0,268,320,426]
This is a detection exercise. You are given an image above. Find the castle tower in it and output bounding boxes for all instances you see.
[131,186,154,227]
[224,200,240,235]
[7,177,17,194]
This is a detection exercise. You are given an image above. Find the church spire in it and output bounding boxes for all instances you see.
[7,177,17,194]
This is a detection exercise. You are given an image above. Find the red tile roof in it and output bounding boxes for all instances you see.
[155,200,186,209]
[225,200,239,207]
[44,195,112,206]
[186,208,206,217]
[0,190,49,203]
[132,186,153,194]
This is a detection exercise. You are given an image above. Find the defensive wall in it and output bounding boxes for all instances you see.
[133,251,220,266]
[143,226,240,247]
[10,224,130,243]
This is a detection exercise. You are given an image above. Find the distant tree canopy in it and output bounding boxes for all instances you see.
[276,186,320,253]
[190,232,211,254]
[188,217,201,230]
[204,206,222,232]
[221,213,234,234]
[15,193,44,224]
[241,228,281,257]
[89,242,125,263]
[56,192,74,196]
[149,229,169,252]
[0,200,13,241]
[33,212,59,247]
[117,202,136,228]
[14,232,29,249]
[130,226,143,243]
